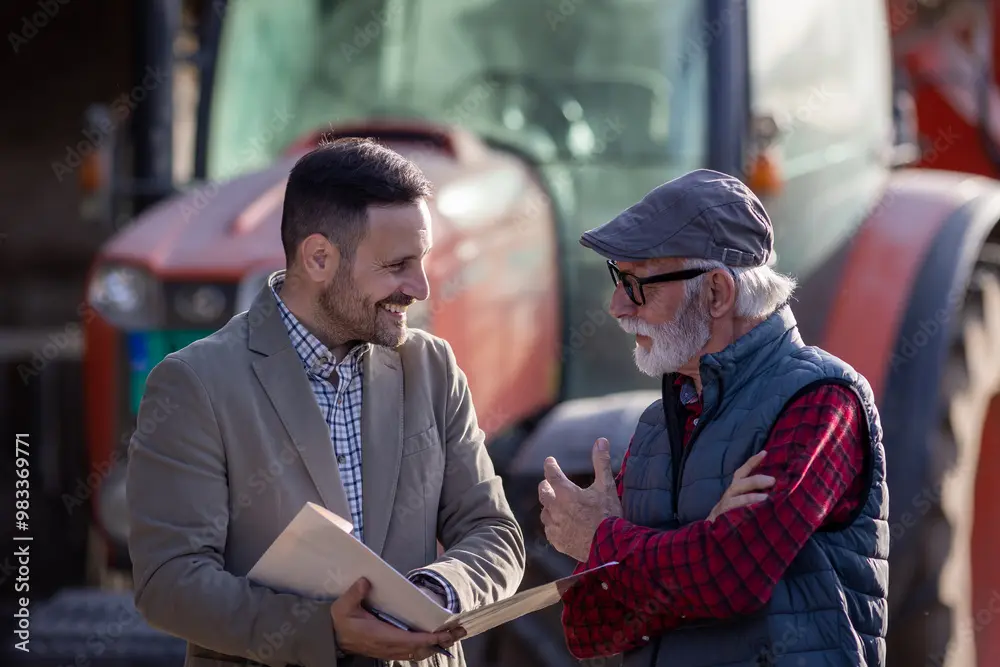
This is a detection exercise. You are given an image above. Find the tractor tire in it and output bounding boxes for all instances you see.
[887,240,1000,667]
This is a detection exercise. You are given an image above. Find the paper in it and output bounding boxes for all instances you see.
[247,502,617,638]
[430,563,616,637]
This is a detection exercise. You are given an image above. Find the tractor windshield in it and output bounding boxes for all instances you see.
[205,0,706,182]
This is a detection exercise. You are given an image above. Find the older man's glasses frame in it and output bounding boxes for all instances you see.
[607,260,711,306]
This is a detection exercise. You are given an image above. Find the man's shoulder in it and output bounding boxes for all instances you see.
[398,327,455,370]
[779,343,876,399]
[161,312,252,378]
[775,344,881,436]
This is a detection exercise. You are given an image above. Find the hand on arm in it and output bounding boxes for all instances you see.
[707,450,775,522]
[584,384,866,620]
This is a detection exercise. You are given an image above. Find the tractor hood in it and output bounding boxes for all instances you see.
[97,122,532,281]
[100,156,299,279]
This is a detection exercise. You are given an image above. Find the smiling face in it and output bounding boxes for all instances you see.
[609,257,713,376]
[317,200,433,348]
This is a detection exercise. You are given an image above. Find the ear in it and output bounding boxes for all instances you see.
[299,233,341,282]
[707,268,737,318]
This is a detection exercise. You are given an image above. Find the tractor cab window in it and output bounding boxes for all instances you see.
[749,0,891,172]
[206,0,707,181]
[746,0,893,275]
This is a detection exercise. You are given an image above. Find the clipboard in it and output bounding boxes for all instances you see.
[247,501,617,638]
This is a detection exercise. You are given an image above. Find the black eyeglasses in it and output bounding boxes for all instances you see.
[607,260,710,306]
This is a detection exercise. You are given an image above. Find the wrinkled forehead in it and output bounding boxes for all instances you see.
[616,256,686,275]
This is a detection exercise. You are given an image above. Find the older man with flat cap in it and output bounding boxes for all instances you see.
[539,169,889,667]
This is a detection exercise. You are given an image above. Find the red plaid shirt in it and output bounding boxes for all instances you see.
[560,379,867,659]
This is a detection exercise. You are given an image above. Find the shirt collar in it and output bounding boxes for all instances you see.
[673,374,700,406]
[269,270,370,380]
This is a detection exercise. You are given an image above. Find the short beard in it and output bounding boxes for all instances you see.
[316,266,411,349]
[618,290,712,377]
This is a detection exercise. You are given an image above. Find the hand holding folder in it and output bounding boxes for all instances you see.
[330,576,463,661]
[248,502,617,646]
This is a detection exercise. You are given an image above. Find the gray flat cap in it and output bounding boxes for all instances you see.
[579,169,773,267]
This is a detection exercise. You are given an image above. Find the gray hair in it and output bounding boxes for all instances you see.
[682,257,797,320]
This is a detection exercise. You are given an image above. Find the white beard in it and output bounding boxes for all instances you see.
[618,294,712,377]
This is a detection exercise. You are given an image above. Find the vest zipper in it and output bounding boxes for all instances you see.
[671,374,723,522]
[663,375,686,523]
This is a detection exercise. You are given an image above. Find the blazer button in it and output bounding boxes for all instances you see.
[641,636,649,642]
[601,582,609,590]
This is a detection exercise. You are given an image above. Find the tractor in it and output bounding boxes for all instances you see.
[64,1,1000,666]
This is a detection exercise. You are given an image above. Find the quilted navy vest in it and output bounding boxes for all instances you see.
[620,305,889,667]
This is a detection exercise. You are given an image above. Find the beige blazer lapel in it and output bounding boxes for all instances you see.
[361,345,404,557]
[246,284,352,525]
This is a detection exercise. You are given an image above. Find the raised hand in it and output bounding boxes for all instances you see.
[538,438,623,562]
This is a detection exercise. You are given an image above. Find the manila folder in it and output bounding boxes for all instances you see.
[247,501,617,638]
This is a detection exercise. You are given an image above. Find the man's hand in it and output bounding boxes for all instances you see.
[538,438,623,562]
[330,578,465,661]
[707,450,775,522]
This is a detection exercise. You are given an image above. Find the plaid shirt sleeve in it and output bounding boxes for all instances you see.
[407,570,461,613]
[559,383,867,659]
[560,446,688,656]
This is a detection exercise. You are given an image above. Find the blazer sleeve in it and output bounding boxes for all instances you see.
[126,355,339,667]
[414,339,527,613]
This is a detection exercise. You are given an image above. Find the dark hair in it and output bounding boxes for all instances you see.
[280,137,433,267]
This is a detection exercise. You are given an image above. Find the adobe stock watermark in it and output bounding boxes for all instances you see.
[8,0,71,54]
[559,309,616,363]
[888,277,966,372]
[339,5,404,64]
[245,564,348,665]
[921,125,961,167]
[546,0,586,31]
[49,600,148,665]
[51,65,171,183]
[926,588,1000,667]
[62,393,181,516]
[184,437,300,554]
[17,302,97,385]
[678,0,742,69]
[885,0,927,34]
[179,104,294,221]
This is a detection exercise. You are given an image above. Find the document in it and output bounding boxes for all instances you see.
[247,501,617,638]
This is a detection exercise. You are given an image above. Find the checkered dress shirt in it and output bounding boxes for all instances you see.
[269,272,459,612]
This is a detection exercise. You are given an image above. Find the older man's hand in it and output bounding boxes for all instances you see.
[707,450,775,522]
[538,438,623,562]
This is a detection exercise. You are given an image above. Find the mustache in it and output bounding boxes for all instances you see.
[377,293,415,307]
[617,316,657,337]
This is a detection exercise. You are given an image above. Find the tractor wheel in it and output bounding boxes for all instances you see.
[888,239,1000,667]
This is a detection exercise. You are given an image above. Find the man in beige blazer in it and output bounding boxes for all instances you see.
[126,138,525,667]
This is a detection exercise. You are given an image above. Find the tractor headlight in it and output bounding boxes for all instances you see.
[87,264,165,329]
[436,166,525,228]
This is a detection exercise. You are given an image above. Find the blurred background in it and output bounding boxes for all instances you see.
[1,0,1000,665]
